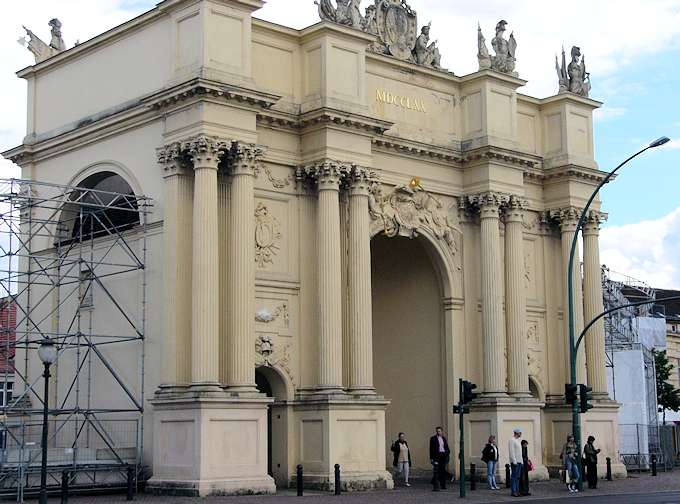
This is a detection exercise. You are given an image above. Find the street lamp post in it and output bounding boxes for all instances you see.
[38,339,58,504]
[566,136,669,490]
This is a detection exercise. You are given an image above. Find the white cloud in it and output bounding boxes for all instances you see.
[600,207,680,289]
[593,107,627,122]
[661,138,680,150]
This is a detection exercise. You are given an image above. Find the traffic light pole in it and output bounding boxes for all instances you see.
[458,378,465,498]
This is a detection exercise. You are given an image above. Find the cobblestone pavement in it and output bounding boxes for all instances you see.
[45,471,680,503]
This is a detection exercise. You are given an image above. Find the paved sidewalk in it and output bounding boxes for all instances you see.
[53,471,680,503]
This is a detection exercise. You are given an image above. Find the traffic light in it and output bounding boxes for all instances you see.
[462,380,478,404]
[579,384,594,413]
[565,383,578,405]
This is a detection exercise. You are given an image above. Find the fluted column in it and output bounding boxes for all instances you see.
[347,167,374,394]
[315,161,344,392]
[554,207,586,385]
[157,143,193,386]
[186,136,228,386]
[470,192,508,396]
[505,196,530,396]
[583,211,608,397]
[226,143,263,392]
[218,173,230,385]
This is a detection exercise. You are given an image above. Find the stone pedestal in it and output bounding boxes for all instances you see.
[465,398,549,483]
[149,392,275,496]
[292,396,393,490]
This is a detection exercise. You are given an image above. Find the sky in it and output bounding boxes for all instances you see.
[0,0,679,288]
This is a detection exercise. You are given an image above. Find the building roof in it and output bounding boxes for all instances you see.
[656,289,680,322]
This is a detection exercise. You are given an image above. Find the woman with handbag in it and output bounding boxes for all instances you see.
[560,434,581,493]
[481,435,500,490]
[520,439,532,496]
[390,432,412,487]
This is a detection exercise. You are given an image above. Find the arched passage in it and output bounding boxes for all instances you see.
[255,366,290,487]
[371,233,447,473]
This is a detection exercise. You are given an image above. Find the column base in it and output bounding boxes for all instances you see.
[150,390,274,497]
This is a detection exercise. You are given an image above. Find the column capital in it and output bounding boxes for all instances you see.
[228,142,265,177]
[183,135,230,170]
[466,191,510,219]
[157,141,189,178]
[548,206,583,232]
[300,159,351,191]
[503,195,528,223]
[583,210,608,235]
[348,166,374,196]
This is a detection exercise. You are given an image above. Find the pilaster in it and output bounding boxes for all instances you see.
[583,211,608,397]
[347,166,374,394]
[466,192,509,396]
[504,196,530,396]
[226,142,264,392]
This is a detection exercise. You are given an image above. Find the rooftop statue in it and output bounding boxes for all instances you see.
[315,0,445,71]
[478,19,517,76]
[556,46,591,97]
[18,18,66,63]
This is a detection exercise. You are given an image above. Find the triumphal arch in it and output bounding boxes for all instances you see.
[5,0,624,495]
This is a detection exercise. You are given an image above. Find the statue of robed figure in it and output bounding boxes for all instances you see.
[556,45,591,97]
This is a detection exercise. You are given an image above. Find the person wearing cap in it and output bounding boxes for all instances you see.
[508,428,523,497]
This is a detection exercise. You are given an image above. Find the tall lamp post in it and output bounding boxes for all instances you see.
[38,339,58,504]
[567,136,669,490]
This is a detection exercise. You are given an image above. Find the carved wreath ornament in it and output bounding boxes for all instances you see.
[254,203,282,268]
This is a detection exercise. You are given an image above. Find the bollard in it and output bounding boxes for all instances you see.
[505,464,511,489]
[297,464,304,496]
[126,465,135,501]
[60,471,69,504]
[470,463,476,491]
[651,454,657,476]
[334,464,341,495]
[606,457,612,481]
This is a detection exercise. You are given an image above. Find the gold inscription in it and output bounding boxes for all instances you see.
[375,88,426,113]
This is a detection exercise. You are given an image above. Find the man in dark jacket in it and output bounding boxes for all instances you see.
[429,426,450,490]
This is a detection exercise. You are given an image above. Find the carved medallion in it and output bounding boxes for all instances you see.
[254,203,282,268]
[377,1,418,61]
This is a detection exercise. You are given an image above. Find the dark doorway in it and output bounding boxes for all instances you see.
[256,369,274,476]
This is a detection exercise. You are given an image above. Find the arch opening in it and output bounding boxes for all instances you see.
[371,233,447,475]
[255,366,289,487]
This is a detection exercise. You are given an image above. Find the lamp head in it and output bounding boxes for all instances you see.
[649,136,670,148]
[38,340,58,365]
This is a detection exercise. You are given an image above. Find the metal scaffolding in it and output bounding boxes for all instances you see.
[0,178,151,501]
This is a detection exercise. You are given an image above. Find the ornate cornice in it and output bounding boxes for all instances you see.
[299,108,393,135]
[372,136,462,164]
[525,164,609,184]
[463,146,540,168]
[145,78,280,112]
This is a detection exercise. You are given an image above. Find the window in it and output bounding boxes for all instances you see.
[672,325,678,333]
[58,171,139,244]
[0,381,13,407]
[79,268,93,309]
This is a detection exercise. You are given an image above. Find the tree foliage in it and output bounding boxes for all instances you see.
[653,349,680,424]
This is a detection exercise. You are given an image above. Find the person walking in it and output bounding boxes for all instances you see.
[391,432,412,487]
[481,435,500,490]
[519,439,531,496]
[560,434,581,493]
[584,435,600,489]
[429,426,450,491]
[508,427,523,497]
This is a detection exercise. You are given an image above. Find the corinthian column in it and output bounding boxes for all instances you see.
[347,167,374,394]
[553,207,586,385]
[315,161,345,392]
[226,143,263,392]
[504,196,529,396]
[583,211,608,397]
[186,136,228,387]
[470,192,508,396]
[157,143,193,387]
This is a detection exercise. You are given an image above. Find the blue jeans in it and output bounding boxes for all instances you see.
[510,463,522,494]
[566,459,580,484]
[486,460,497,488]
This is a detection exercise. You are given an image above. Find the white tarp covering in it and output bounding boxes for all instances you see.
[638,316,667,350]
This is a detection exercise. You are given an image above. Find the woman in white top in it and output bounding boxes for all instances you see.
[390,432,412,487]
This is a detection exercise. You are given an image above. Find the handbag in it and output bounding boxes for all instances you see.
[527,459,534,472]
